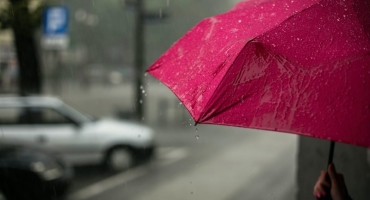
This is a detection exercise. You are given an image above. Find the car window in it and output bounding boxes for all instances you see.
[28,107,74,125]
[0,107,23,125]
[60,104,93,123]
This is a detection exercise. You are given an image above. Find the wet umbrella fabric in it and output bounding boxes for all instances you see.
[147,0,370,148]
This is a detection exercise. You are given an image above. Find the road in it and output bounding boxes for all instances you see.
[66,125,298,200]
[43,82,298,200]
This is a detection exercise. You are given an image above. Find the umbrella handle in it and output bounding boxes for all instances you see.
[317,141,336,200]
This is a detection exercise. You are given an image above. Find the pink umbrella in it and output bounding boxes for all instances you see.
[147,0,370,150]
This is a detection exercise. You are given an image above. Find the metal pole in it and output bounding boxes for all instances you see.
[317,141,336,200]
[134,0,145,121]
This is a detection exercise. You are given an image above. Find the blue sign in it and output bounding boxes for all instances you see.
[43,6,69,36]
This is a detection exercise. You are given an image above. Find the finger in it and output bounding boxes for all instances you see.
[318,170,327,182]
[314,189,327,198]
[328,163,338,182]
[337,173,345,182]
[313,185,327,196]
[320,181,331,188]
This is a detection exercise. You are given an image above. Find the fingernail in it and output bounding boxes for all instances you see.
[316,194,321,198]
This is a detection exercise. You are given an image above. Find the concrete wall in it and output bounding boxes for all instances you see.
[297,136,370,200]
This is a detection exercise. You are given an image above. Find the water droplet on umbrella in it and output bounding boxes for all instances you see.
[238,20,242,23]
[195,135,200,139]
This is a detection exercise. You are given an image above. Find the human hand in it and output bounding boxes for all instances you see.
[313,163,350,200]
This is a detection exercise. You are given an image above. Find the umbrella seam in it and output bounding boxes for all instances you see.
[198,40,254,122]
[197,0,323,123]
[253,0,323,43]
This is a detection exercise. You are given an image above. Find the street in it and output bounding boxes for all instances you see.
[66,125,297,200]
[43,82,298,200]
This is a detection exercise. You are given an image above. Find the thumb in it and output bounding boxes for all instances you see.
[328,163,338,183]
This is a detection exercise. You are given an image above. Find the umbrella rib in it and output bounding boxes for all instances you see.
[201,91,257,123]
[253,0,323,43]
[198,40,253,122]
[199,1,325,122]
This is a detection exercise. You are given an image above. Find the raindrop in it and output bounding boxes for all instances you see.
[139,100,143,104]
[144,73,148,77]
[142,90,145,94]
[337,18,340,21]
[195,135,200,139]
[238,20,242,23]
[140,85,144,89]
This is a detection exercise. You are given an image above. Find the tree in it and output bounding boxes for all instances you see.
[0,0,44,95]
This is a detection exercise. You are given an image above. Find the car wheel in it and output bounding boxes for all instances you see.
[106,147,134,172]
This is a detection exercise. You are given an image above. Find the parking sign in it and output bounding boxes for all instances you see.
[42,6,69,50]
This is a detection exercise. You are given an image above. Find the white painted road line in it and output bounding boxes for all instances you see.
[68,147,189,200]
[69,166,147,200]
[156,147,189,167]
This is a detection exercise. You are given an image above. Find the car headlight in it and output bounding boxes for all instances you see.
[30,161,64,181]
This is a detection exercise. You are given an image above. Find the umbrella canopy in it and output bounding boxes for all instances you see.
[147,0,370,148]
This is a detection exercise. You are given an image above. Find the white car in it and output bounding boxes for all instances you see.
[0,96,155,171]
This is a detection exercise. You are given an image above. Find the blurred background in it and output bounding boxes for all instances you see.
[0,0,368,200]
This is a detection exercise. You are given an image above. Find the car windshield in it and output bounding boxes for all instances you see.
[60,104,94,123]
